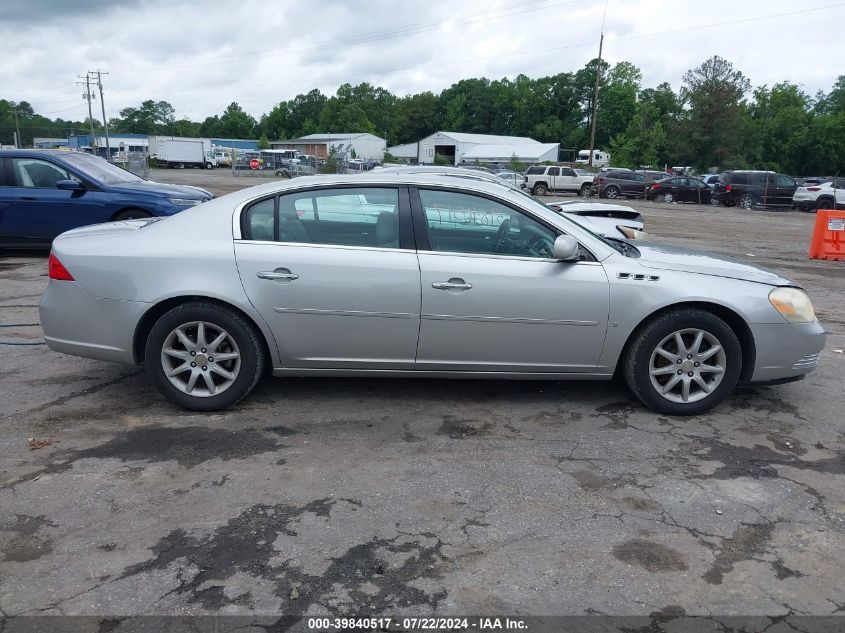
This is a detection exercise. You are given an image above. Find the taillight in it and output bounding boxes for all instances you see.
[725,184,732,192]
[807,187,820,191]
[651,183,661,190]
[597,176,604,183]
[48,254,74,281]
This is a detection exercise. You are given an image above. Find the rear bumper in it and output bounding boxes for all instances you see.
[748,320,826,382]
[39,280,146,365]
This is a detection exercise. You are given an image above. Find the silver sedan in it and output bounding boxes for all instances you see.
[40,173,825,415]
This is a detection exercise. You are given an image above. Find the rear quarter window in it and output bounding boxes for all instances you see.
[526,166,545,175]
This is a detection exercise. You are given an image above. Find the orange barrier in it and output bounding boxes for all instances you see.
[809,210,845,261]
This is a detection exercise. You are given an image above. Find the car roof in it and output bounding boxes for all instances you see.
[0,149,88,158]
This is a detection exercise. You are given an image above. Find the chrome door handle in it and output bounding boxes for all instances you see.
[432,280,472,291]
[257,270,299,281]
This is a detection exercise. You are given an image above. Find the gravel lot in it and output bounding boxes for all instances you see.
[1,169,844,629]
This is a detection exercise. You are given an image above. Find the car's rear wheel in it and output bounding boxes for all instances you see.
[533,183,548,196]
[145,302,265,411]
[624,308,741,416]
[737,193,754,209]
[816,197,835,212]
[113,208,152,221]
[605,186,620,199]
[662,192,674,203]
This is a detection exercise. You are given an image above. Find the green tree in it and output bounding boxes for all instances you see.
[257,134,270,149]
[217,102,257,138]
[678,55,751,169]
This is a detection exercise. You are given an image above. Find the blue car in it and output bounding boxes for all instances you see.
[0,150,213,248]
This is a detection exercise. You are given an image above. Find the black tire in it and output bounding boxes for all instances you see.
[532,183,548,196]
[737,193,754,209]
[662,192,674,203]
[144,302,265,411]
[205,162,214,170]
[623,308,742,416]
[113,208,152,221]
[816,197,835,212]
[579,184,592,197]
[605,186,620,199]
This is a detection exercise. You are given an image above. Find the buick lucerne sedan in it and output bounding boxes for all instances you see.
[40,173,825,415]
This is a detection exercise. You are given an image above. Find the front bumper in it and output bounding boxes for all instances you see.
[39,280,147,365]
[748,320,826,382]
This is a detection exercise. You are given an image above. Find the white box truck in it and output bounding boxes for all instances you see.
[148,136,216,169]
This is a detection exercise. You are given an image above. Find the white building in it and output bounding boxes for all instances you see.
[270,133,386,161]
[386,141,419,163]
[461,143,559,165]
[416,131,557,165]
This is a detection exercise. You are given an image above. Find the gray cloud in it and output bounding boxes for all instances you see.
[2,0,843,122]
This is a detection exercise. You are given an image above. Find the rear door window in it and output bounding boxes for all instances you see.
[245,188,401,249]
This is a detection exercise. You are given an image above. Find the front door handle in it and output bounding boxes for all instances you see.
[257,269,299,281]
[432,278,472,291]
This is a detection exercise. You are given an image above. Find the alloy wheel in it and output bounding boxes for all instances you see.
[663,192,674,203]
[160,321,241,397]
[648,328,726,404]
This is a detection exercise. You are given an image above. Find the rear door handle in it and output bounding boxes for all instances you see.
[257,269,299,281]
[432,279,472,291]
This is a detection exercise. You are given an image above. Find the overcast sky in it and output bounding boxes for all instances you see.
[4,0,844,122]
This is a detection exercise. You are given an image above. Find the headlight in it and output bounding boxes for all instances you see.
[168,198,202,207]
[769,287,816,323]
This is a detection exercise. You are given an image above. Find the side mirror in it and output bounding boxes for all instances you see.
[56,179,83,191]
[553,234,580,261]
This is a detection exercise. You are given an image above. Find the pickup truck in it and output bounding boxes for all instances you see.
[522,165,594,196]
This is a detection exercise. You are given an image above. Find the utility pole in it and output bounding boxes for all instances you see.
[588,32,604,168]
[77,75,98,155]
[91,70,111,158]
[11,109,23,148]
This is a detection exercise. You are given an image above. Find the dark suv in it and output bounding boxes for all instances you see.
[592,170,646,199]
[712,171,797,209]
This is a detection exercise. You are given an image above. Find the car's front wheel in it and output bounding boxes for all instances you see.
[145,302,265,411]
[580,184,592,197]
[624,308,741,416]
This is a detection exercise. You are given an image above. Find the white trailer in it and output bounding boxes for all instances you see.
[148,136,216,169]
[575,149,610,167]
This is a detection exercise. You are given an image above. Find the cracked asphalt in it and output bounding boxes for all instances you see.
[1,170,844,628]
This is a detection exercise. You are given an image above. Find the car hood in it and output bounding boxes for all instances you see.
[565,212,643,237]
[633,241,792,285]
[105,181,213,199]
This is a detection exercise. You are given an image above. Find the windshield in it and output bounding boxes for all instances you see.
[61,152,145,185]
